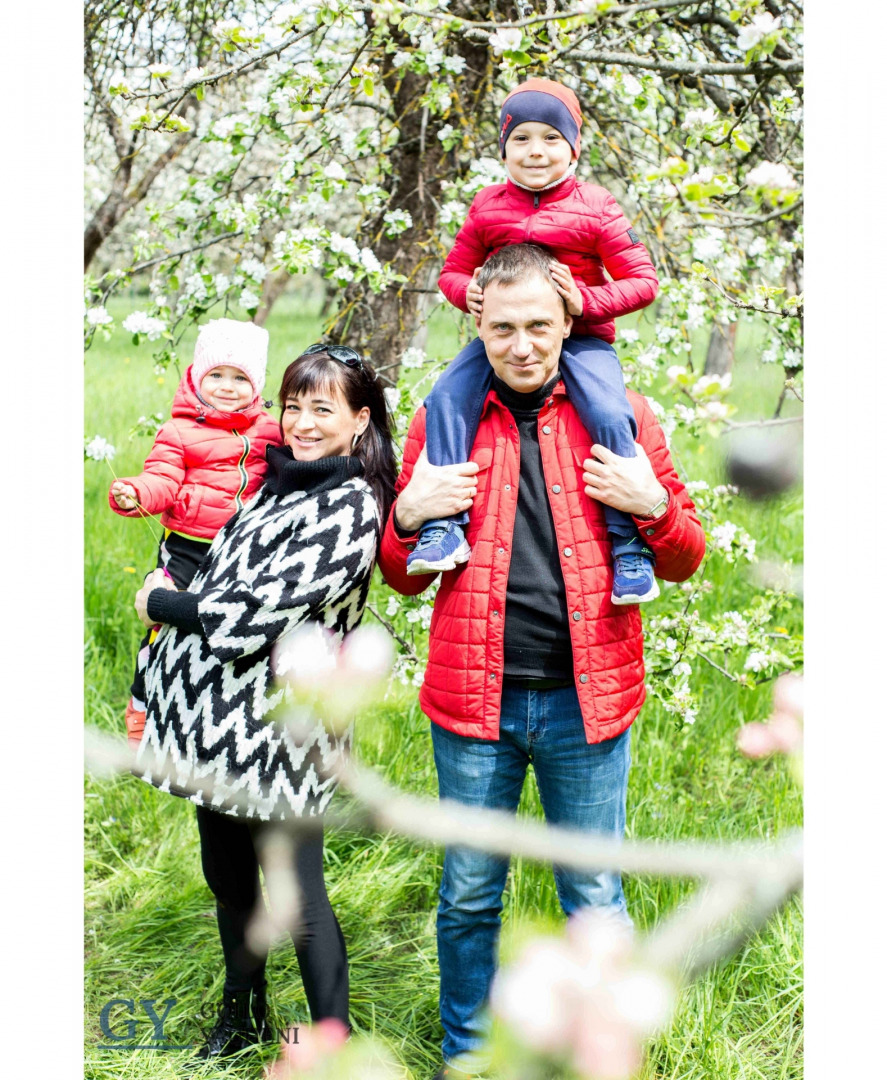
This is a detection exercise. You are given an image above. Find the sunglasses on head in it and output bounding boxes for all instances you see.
[303,342,364,371]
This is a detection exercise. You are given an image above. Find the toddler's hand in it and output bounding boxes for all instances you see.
[466,268,484,318]
[551,262,584,317]
[111,481,139,510]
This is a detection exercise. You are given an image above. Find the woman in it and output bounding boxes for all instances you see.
[133,345,396,1060]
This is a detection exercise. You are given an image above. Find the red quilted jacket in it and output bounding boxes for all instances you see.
[438,175,658,342]
[378,384,705,744]
[109,365,282,540]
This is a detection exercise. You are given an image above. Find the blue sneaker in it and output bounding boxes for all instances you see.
[406,521,471,575]
[611,552,659,605]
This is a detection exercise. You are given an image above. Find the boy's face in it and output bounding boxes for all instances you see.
[199,365,254,412]
[504,121,574,189]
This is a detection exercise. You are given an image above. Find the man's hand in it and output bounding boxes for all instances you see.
[466,267,484,318]
[582,443,667,516]
[111,480,139,510]
[394,447,480,533]
[135,568,176,629]
[551,262,584,317]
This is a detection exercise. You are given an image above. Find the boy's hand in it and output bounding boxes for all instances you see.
[111,480,139,510]
[551,263,584,317]
[466,267,484,318]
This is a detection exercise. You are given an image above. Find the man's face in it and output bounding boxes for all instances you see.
[476,273,572,393]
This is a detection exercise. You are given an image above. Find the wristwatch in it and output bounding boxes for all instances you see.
[639,489,669,520]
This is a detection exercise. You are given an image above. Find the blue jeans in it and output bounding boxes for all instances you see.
[423,335,642,549]
[430,683,632,1068]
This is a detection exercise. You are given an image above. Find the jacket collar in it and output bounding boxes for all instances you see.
[170,365,271,430]
[504,171,578,206]
[264,444,364,497]
[481,371,567,420]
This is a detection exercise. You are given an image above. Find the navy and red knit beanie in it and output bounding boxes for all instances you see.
[499,77,584,159]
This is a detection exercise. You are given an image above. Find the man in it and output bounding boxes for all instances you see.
[377,243,705,1080]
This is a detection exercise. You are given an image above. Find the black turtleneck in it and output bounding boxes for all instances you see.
[491,372,573,681]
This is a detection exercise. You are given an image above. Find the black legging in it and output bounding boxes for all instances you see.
[194,805,349,1025]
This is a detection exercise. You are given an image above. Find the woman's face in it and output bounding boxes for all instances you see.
[282,380,370,460]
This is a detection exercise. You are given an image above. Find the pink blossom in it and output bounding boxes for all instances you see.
[264,1018,348,1077]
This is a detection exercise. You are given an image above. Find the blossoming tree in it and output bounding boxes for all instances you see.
[85,0,803,733]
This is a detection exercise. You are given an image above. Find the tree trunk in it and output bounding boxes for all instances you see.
[704,319,737,376]
[326,4,490,382]
[253,268,293,327]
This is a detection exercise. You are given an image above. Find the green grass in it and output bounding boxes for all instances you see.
[84,288,802,1079]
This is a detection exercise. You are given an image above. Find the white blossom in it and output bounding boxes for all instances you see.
[681,107,718,132]
[86,306,113,327]
[437,124,457,143]
[239,288,260,309]
[148,62,173,79]
[744,650,772,673]
[385,596,401,617]
[392,50,412,68]
[711,522,738,550]
[383,208,413,236]
[212,115,238,138]
[329,233,361,261]
[85,435,116,461]
[622,74,643,98]
[360,247,382,273]
[620,329,640,343]
[488,28,523,54]
[746,161,797,190]
[443,55,467,74]
[656,326,679,344]
[737,13,781,52]
[697,400,729,421]
[213,273,230,294]
[122,311,167,339]
[401,347,427,370]
[183,66,205,83]
[687,166,715,185]
[323,161,347,181]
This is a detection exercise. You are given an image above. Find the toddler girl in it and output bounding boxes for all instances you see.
[109,317,282,741]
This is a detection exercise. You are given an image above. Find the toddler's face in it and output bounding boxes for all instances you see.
[504,121,573,189]
[199,365,254,412]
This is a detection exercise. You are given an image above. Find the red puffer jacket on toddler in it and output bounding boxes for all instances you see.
[108,365,282,539]
[438,174,658,342]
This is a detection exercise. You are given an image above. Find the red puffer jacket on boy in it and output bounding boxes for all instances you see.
[378,384,704,745]
[438,175,658,342]
[109,365,282,540]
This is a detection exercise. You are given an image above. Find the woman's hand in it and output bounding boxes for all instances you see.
[466,268,484,318]
[394,447,480,532]
[551,262,584,317]
[582,443,667,516]
[111,480,139,510]
[135,568,176,629]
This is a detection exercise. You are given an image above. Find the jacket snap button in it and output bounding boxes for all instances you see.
[552,484,561,493]
[489,673,496,681]
[579,674,588,684]
[504,484,511,491]
[572,611,582,621]
[498,547,505,554]
[564,547,573,557]
[493,610,499,617]
[407,544,415,551]
[542,425,551,434]
[645,528,655,536]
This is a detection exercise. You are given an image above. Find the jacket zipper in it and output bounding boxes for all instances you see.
[233,431,250,510]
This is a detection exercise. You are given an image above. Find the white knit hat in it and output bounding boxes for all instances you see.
[191,318,269,397]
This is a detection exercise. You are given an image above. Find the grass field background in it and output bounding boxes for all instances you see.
[84,288,802,1079]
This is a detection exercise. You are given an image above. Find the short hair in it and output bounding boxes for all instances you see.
[476,243,564,308]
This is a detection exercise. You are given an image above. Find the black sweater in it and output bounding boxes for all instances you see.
[492,373,573,681]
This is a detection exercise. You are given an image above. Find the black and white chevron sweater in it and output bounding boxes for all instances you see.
[136,447,380,820]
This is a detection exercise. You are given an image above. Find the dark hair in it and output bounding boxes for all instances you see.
[476,242,566,310]
[278,350,397,523]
